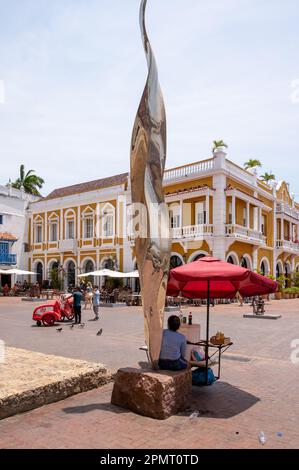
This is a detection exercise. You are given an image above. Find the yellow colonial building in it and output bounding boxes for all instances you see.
[28,150,299,287]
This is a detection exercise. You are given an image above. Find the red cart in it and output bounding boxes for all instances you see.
[32,295,74,327]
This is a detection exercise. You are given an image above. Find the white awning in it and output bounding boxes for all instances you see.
[1,269,36,275]
[77,269,139,278]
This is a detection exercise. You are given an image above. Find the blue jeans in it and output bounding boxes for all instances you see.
[159,357,188,371]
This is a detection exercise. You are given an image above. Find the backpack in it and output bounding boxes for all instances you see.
[192,367,216,386]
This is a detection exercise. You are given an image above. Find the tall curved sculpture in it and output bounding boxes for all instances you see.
[130,0,171,369]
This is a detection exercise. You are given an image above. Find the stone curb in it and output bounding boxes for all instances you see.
[0,367,114,420]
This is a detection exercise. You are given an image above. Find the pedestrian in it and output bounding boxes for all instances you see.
[3,284,9,296]
[92,285,100,321]
[84,282,93,309]
[72,286,83,324]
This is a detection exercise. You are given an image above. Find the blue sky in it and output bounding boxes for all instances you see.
[0,0,299,196]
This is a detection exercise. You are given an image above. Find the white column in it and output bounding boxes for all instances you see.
[280,216,284,241]
[30,215,34,247]
[246,202,250,229]
[44,212,48,244]
[60,210,63,241]
[259,207,262,232]
[96,203,100,239]
[212,174,226,259]
[179,199,183,228]
[232,195,236,225]
[205,194,210,225]
[252,246,258,271]
[77,206,81,239]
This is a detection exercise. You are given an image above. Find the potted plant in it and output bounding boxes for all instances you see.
[282,288,291,299]
[275,275,286,300]
[212,140,228,154]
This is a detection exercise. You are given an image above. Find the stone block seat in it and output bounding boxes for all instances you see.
[111,367,192,420]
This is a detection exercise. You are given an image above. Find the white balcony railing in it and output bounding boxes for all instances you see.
[59,239,78,252]
[172,224,213,240]
[164,159,214,183]
[276,239,299,253]
[226,224,266,245]
[276,203,299,220]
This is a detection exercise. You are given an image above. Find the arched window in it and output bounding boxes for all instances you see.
[193,254,206,262]
[240,257,248,269]
[260,261,266,276]
[103,258,114,270]
[36,262,43,285]
[227,256,235,265]
[276,264,280,278]
[170,255,183,270]
[48,213,59,242]
[102,204,115,238]
[65,210,76,240]
[82,207,94,239]
[85,260,94,274]
[66,261,76,287]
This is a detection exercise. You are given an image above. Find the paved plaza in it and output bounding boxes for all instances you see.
[0,298,299,448]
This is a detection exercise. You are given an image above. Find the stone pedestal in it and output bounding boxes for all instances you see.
[111,367,192,420]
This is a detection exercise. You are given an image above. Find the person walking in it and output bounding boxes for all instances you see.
[72,287,83,324]
[92,285,100,321]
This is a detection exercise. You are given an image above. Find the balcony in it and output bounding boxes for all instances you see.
[226,224,266,245]
[0,253,17,265]
[276,203,299,220]
[59,239,78,252]
[164,159,214,184]
[276,239,299,253]
[172,224,213,240]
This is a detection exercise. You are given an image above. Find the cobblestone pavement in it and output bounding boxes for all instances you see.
[0,298,299,448]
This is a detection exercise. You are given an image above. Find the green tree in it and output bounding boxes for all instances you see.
[212,140,228,153]
[244,159,262,170]
[260,172,275,183]
[12,164,44,196]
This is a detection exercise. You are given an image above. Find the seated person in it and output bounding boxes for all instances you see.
[159,315,188,371]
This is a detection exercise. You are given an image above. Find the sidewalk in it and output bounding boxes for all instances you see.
[1,351,298,449]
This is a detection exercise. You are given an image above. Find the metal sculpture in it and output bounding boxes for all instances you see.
[130,0,171,369]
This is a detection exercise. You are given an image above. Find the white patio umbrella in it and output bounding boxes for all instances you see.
[122,270,139,278]
[77,269,122,278]
[5,269,36,275]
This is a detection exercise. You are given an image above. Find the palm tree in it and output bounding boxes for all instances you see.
[12,164,44,196]
[212,140,228,153]
[244,159,262,170]
[260,172,275,183]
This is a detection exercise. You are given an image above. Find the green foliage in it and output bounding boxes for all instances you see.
[283,287,299,295]
[276,275,287,292]
[212,140,228,152]
[260,172,275,183]
[244,159,262,170]
[50,268,60,290]
[11,164,44,196]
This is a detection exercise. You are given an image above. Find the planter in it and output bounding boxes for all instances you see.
[275,292,282,300]
[283,294,290,299]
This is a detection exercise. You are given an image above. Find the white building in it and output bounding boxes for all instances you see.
[0,184,39,287]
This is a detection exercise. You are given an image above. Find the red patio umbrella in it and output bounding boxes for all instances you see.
[167,256,278,384]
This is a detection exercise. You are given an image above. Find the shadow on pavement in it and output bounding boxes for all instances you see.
[183,381,260,419]
[62,402,130,415]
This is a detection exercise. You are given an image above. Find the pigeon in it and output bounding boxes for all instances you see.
[69,323,75,329]
[79,323,85,328]
[56,327,63,332]
[96,328,103,336]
